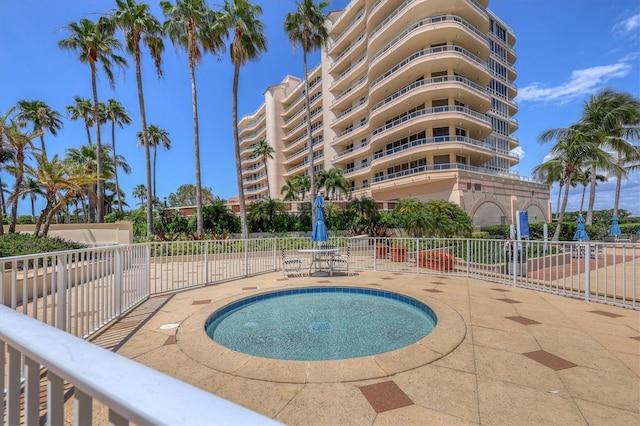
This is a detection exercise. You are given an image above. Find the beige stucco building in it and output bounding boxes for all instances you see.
[238,0,550,227]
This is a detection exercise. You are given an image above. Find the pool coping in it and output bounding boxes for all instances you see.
[177,282,467,383]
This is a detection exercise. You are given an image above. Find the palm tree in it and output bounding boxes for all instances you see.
[101,98,131,213]
[578,89,640,224]
[0,146,15,228]
[284,0,330,224]
[112,0,165,234]
[539,125,614,241]
[253,139,274,198]
[58,17,127,223]
[575,168,607,215]
[23,154,95,237]
[216,0,267,239]
[20,177,45,221]
[16,100,63,158]
[293,173,311,200]
[67,96,94,145]
[3,113,40,233]
[132,184,147,207]
[65,144,131,222]
[137,125,171,202]
[532,158,565,221]
[612,147,640,216]
[162,0,222,237]
[280,178,298,201]
[316,167,349,200]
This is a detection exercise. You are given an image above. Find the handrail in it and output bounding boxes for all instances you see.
[0,306,277,425]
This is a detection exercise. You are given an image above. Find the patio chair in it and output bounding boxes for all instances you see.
[330,247,350,276]
[282,248,304,277]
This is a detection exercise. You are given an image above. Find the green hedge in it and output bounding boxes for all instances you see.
[0,233,86,258]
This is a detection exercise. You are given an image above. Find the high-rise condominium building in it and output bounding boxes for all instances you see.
[238,0,550,227]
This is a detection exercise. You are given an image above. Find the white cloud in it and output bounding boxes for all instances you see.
[613,13,640,35]
[517,61,632,104]
[511,146,525,159]
[548,172,640,216]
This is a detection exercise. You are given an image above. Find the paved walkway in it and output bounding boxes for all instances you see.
[107,270,639,425]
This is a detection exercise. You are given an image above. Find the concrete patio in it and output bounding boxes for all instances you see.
[93,269,640,425]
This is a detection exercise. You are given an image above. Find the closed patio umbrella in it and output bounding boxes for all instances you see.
[573,215,589,241]
[311,194,328,244]
[609,214,621,237]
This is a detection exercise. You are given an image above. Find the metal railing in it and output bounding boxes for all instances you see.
[2,237,637,424]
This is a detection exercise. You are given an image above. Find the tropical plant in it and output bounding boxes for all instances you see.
[280,178,298,201]
[538,125,615,240]
[0,146,15,225]
[293,173,311,200]
[23,154,96,237]
[253,139,274,198]
[284,0,330,224]
[137,124,171,202]
[576,89,640,224]
[20,177,45,221]
[15,100,63,158]
[3,110,41,233]
[112,0,165,234]
[217,0,267,239]
[132,184,147,207]
[532,158,565,220]
[162,0,222,237]
[167,183,215,206]
[65,144,131,221]
[574,168,607,215]
[101,98,131,213]
[247,198,286,232]
[66,96,94,146]
[316,167,349,200]
[58,16,127,223]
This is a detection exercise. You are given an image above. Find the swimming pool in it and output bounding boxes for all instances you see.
[204,287,437,361]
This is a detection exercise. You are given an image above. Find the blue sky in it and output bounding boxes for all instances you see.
[1,0,639,216]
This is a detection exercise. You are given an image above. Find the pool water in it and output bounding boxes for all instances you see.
[205,288,437,361]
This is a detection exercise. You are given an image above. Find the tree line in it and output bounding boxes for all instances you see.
[0,0,332,240]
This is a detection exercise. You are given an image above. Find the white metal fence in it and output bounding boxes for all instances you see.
[1,237,638,424]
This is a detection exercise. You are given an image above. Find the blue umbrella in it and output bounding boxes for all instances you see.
[573,214,589,241]
[609,214,621,237]
[311,194,328,243]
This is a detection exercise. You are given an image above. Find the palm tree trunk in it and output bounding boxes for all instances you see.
[555,182,563,220]
[9,169,23,233]
[233,64,248,239]
[303,51,315,225]
[188,58,203,237]
[91,63,104,223]
[134,42,154,235]
[84,116,93,146]
[0,176,6,235]
[579,184,586,215]
[553,178,572,241]
[153,145,158,203]
[30,197,35,221]
[586,167,597,225]
[39,135,47,159]
[111,119,123,213]
[613,154,623,216]
[263,154,270,199]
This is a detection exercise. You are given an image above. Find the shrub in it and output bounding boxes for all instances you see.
[0,233,86,258]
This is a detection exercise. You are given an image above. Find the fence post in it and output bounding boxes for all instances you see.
[56,254,67,332]
[145,244,151,296]
[204,240,209,284]
[115,248,122,317]
[584,244,591,302]
[466,240,470,278]
[373,238,377,271]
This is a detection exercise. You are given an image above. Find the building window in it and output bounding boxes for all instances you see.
[475,183,482,191]
[456,155,467,165]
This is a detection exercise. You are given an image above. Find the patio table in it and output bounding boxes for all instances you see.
[298,248,340,276]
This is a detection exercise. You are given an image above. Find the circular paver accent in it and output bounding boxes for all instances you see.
[177,283,466,384]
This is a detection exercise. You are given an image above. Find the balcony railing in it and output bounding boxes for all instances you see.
[370,45,486,89]
[371,135,516,161]
[371,76,488,113]
[372,106,490,137]
[371,15,488,64]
